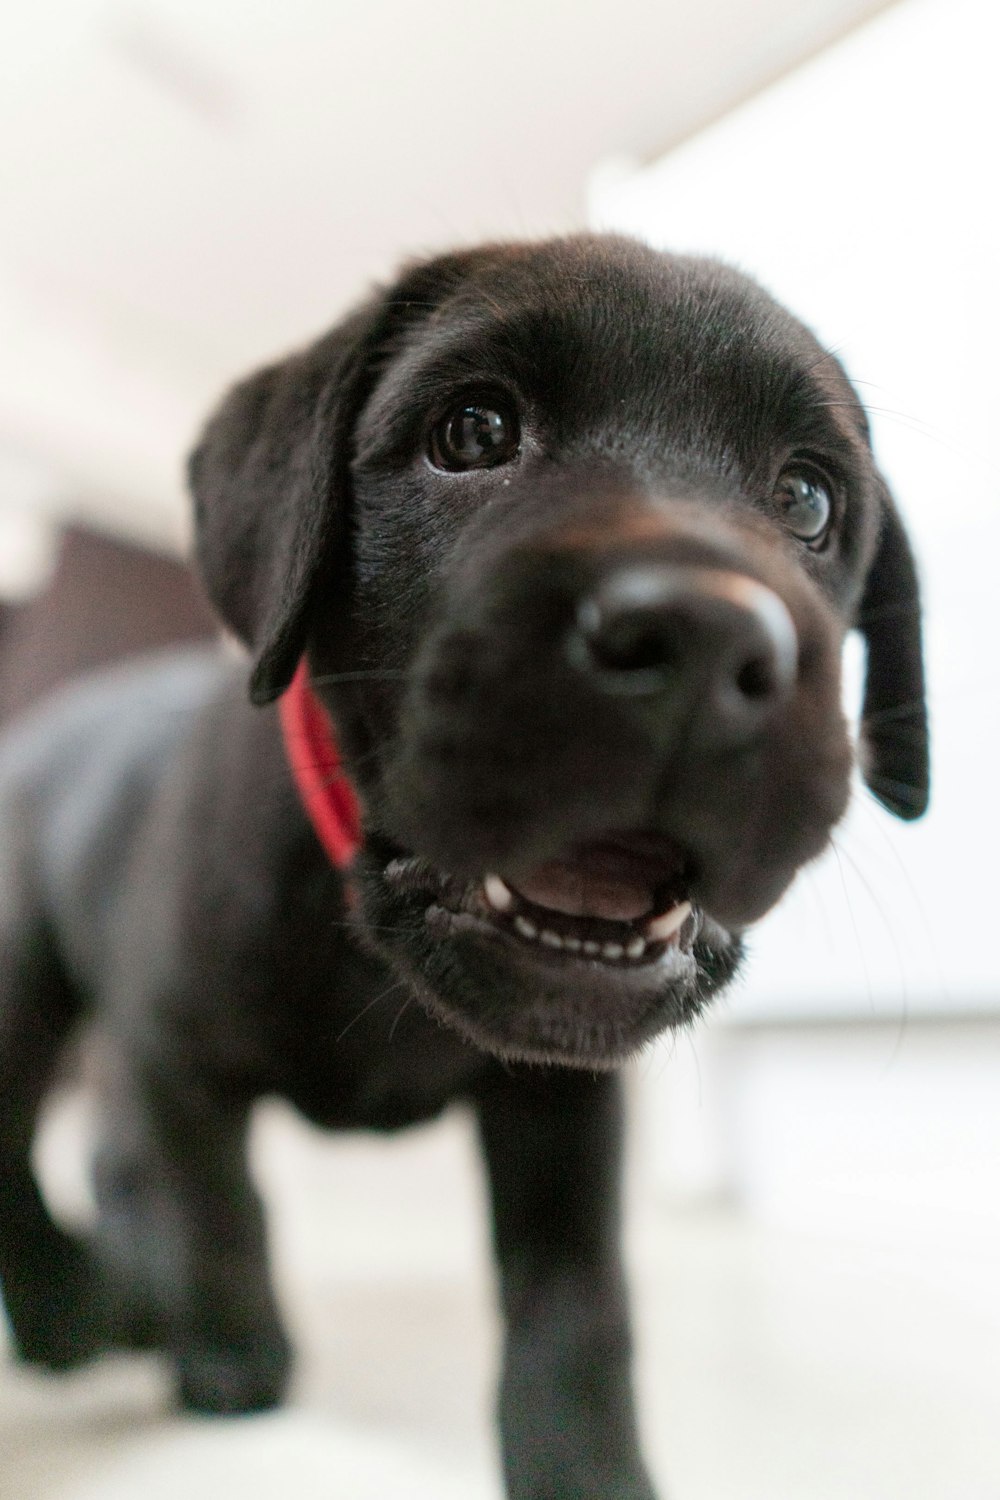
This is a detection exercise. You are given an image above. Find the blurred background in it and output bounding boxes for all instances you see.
[2,1,998,1497]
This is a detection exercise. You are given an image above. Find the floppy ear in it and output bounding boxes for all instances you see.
[188,300,386,706]
[856,488,930,819]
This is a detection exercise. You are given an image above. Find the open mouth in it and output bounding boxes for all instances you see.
[386,834,699,968]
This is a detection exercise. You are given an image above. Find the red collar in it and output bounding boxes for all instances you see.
[279,661,363,870]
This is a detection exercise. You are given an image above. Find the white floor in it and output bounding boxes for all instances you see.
[3,1097,998,1500]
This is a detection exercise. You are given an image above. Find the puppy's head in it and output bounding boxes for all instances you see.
[191,235,928,1067]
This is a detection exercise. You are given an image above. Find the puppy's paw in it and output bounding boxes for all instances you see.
[174,1337,292,1415]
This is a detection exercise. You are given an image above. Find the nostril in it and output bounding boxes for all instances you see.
[578,603,682,677]
[735,653,778,702]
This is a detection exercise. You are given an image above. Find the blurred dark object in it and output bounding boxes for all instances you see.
[0,526,218,724]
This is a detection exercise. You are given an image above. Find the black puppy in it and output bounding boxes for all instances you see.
[0,235,927,1499]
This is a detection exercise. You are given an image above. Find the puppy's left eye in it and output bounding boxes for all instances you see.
[772,465,833,544]
[429,400,520,471]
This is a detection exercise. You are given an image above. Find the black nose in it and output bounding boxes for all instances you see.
[569,565,798,746]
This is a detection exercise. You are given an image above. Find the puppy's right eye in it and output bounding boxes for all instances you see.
[429,400,520,471]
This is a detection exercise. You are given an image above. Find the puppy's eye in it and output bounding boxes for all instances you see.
[772,465,833,544]
[429,400,520,471]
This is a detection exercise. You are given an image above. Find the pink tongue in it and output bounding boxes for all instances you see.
[510,858,655,923]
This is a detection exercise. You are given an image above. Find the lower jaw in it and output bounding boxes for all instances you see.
[416,905,707,1067]
[420,976,696,1067]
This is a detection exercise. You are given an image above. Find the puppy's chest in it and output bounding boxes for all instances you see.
[281,950,485,1132]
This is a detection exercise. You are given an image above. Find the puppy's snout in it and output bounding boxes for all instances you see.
[569,565,798,747]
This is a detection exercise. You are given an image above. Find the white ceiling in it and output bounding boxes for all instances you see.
[0,0,895,569]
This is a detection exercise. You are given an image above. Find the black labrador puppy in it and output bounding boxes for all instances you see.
[0,235,927,1499]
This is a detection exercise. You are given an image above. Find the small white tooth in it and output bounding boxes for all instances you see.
[514,916,538,940]
[484,874,515,912]
[540,928,564,949]
[582,940,601,956]
[645,900,693,943]
[625,936,646,960]
[601,942,625,960]
[563,936,582,952]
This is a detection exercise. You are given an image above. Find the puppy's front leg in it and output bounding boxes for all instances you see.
[475,1070,658,1500]
[93,1044,291,1415]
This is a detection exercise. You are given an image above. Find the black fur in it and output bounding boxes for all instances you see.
[0,235,928,1498]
